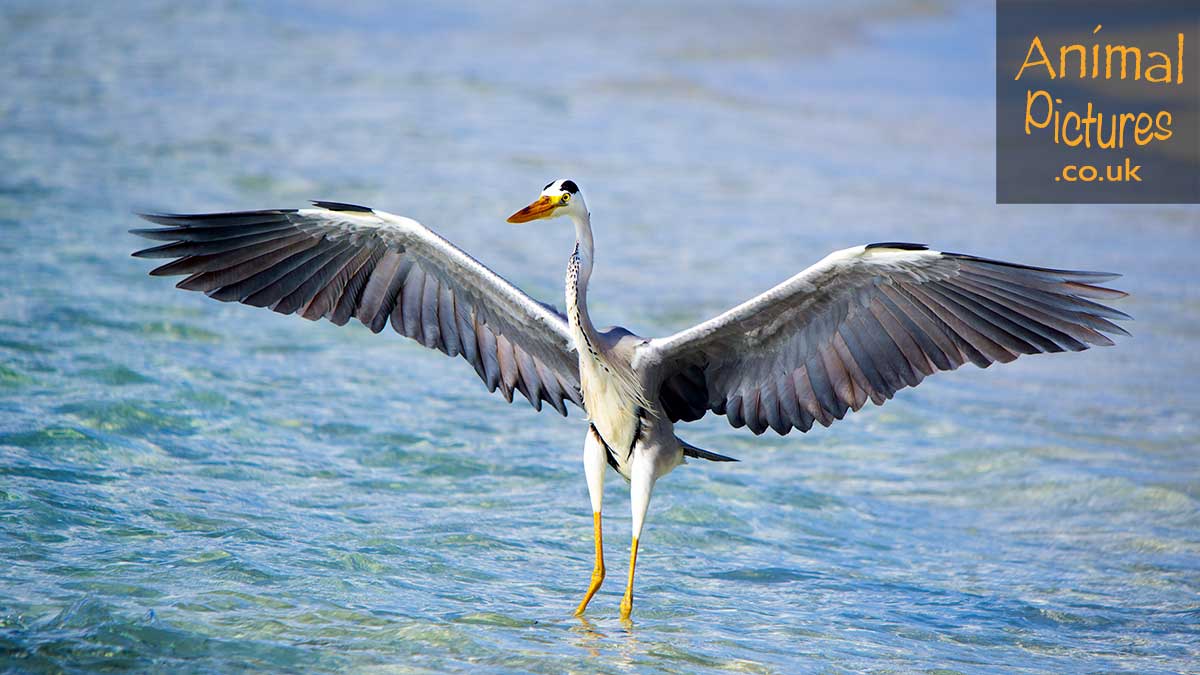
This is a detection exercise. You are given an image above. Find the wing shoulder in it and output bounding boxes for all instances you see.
[638,244,946,370]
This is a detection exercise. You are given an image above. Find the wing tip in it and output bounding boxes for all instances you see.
[134,212,186,228]
[946,251,1123,281]
[133,208,299,225]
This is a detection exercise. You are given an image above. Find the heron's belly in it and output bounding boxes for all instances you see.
[580,365,638,451]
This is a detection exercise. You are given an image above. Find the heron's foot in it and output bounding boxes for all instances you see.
[574,564,606,616]
[619,590,633,621]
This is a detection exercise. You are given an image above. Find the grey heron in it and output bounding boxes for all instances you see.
[132,179,1128,620]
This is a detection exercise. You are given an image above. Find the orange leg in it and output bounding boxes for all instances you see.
[574,512,606,615]
[618,536,639,620]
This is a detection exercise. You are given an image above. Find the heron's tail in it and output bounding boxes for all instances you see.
[678,437,738,463]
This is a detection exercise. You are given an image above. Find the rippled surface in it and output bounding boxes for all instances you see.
[1,1,1198,673]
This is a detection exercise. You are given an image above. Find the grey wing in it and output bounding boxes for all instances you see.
[132,201,582,414]
[635,243,1129,435]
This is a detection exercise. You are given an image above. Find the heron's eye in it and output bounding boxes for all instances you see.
[560,193,571,204]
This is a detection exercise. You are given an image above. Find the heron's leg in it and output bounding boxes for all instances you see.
[575,426,607,616]
[619,453,656,621]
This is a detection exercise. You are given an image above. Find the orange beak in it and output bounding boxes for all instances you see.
[507,195,559,223]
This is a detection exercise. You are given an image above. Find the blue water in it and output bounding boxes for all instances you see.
[1,1,1198,673]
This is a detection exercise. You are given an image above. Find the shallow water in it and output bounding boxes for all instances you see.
[1,1,1198,673]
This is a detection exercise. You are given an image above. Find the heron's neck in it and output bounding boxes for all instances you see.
[567,210,600,347]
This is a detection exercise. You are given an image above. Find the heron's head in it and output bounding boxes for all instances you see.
[507,179,586,223]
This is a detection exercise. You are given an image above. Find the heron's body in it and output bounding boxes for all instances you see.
[563,213,679,483]
[132,179,1129,621]
[566,244,641,472]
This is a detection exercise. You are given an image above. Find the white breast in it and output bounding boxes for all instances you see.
[577,338,639,454]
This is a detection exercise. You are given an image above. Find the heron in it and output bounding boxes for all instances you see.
[131,179,1128,620]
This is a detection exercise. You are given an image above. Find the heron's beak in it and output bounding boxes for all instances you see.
[507,195,560,223]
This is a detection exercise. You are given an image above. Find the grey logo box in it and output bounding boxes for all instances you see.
[996,0,1199,204]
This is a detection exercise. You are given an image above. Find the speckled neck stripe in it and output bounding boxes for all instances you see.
[566,244,608,374]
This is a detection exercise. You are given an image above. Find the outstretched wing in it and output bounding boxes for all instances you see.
[132,201,582,414]
[636,243,1129,435]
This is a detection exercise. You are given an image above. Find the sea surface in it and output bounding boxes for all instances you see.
[1,1,1197,673]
